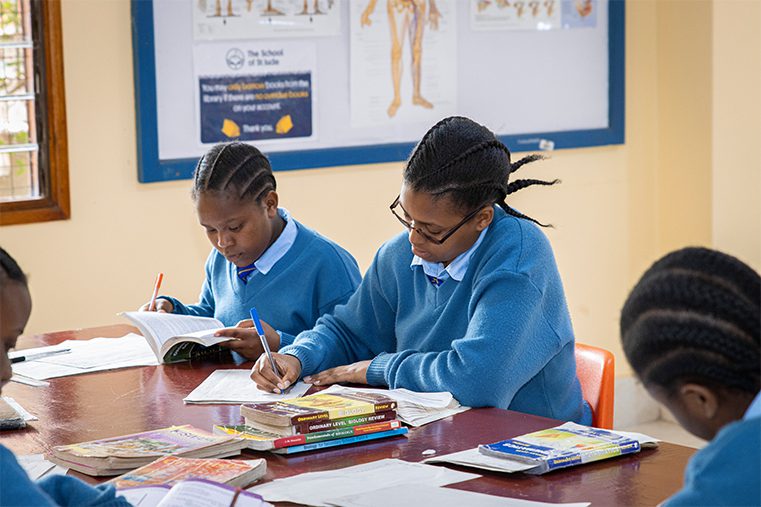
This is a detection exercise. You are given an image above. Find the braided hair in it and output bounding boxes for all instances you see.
[192,142,276,202]
[403,116,559,227]
[0,247,27,287]
[620,247,761,395]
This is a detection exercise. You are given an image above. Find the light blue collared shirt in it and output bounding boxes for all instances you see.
[410,226,489,283]
[744,391,761,420]
[242,207,298,280]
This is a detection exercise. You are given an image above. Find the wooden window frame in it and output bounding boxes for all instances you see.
[0,0,69,226]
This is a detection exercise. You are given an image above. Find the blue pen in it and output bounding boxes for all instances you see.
[249,307,283,380]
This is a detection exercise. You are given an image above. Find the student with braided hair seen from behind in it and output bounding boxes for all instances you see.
[621,247,760,506]
[250,116,591,424]
[139,142,361,359]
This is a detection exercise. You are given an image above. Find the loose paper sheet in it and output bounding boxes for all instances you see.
[184,370,309,404]
[249,459,479,506]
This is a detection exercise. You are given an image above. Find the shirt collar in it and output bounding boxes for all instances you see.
[410,226,489,282]
[744,391,761,420]
[252,208,298,275]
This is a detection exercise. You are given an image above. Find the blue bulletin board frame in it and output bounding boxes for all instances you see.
[131,1,625,183]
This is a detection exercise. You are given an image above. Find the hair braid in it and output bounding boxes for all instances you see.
[620,247,761,394]
[191,142,276,202]
[403,117,559,226]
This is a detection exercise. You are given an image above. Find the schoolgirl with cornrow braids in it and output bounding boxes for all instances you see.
[251,116,592,424]
[621,247,761,506]
[138,142,361,360]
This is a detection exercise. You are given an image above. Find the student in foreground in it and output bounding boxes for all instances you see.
[0,248,131,507]
[251,116,591,423]
[139,142,361,359]
[620,247,761,506]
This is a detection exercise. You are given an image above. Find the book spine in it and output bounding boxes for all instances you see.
[293,410,397,434]
[289,401,398,425]
[274,427,408,454]
[273,420,402,449]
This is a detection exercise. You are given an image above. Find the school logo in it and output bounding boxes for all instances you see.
[225,48,245,70]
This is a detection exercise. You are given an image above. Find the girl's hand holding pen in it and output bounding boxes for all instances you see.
[137,299,173,313]
[250,353,302,393]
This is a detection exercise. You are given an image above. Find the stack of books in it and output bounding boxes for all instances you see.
[47,425,245,476]
[215,391,407,454]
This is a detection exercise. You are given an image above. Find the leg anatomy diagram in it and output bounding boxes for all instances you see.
[361,0,440,118]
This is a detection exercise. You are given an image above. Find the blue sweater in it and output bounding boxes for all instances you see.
[0,445,130,507]
[281,208,591,423]
[663,417,761,506]
[161,219,361,347]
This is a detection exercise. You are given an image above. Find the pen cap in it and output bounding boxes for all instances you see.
[249,307,265,335]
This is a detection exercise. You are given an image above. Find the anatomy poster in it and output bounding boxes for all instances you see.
[193,0,341,40]
[469,0,561,31]
[193,41,316,144]
[349,0,457,129]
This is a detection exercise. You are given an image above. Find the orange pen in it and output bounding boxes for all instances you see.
[147,272,164,311]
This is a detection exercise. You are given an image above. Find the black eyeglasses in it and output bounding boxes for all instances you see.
[389,195,485,245]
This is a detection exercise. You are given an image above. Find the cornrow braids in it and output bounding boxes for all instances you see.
[620,247,761,395]
[191,142,276,202]
[403,116,559,226]
[0,247,27,287]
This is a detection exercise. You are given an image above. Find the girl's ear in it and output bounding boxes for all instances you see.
[262,191,279,217]
[475,206,494,231]
[679,383,720,420]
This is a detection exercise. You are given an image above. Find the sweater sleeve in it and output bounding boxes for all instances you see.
[37,476,132,507]
[163,254,216,318]
[367,270,565,408]
[279,253,396,378]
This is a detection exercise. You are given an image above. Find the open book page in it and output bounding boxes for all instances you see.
[120,312,227,358]
[118,485,171,507]
[249,459,479,506]
[184,370,309,404]
[160,479,269,507]
[326,483,591,507]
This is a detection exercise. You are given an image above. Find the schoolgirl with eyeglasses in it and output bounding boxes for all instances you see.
[251,116,591,423]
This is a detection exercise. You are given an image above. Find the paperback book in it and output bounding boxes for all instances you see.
[118,478,270,507]
[271,427,408,455]
[47,425,244,476]
[109,455,266,489]
[240,391,397,427]
[478,422,649,474]
[120,312,232,363]
[214,420,404,451]
[242,409,398,436]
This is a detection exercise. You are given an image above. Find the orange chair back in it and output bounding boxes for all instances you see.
[574,343,615,429]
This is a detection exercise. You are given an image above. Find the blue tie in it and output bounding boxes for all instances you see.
[237,262,257,284]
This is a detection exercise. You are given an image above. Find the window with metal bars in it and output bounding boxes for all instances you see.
[0,0,69,225]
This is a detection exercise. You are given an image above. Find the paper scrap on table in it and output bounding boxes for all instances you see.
[10,334,158,380]
[249,458,480,506]
[184,369,309,404]
[17,454,69,481]
[326,483,590,507]
[423,447,536,473]
[10,375,49,387]
[1,397,37,421]
[318,384,469,426]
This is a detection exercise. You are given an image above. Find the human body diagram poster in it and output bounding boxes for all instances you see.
[145,0,613,175]
[349,0,457,129]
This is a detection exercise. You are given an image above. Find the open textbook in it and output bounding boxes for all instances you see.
[120,312,232,363]
[119,478,271,507]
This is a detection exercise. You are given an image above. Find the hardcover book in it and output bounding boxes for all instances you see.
[478,422,645,474]
[242,409,398,436]
[240,391,397,427]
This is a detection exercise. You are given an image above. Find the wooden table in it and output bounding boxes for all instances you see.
[3,325,694,506]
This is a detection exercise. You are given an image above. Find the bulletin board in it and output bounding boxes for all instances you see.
[132,0,624,183]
